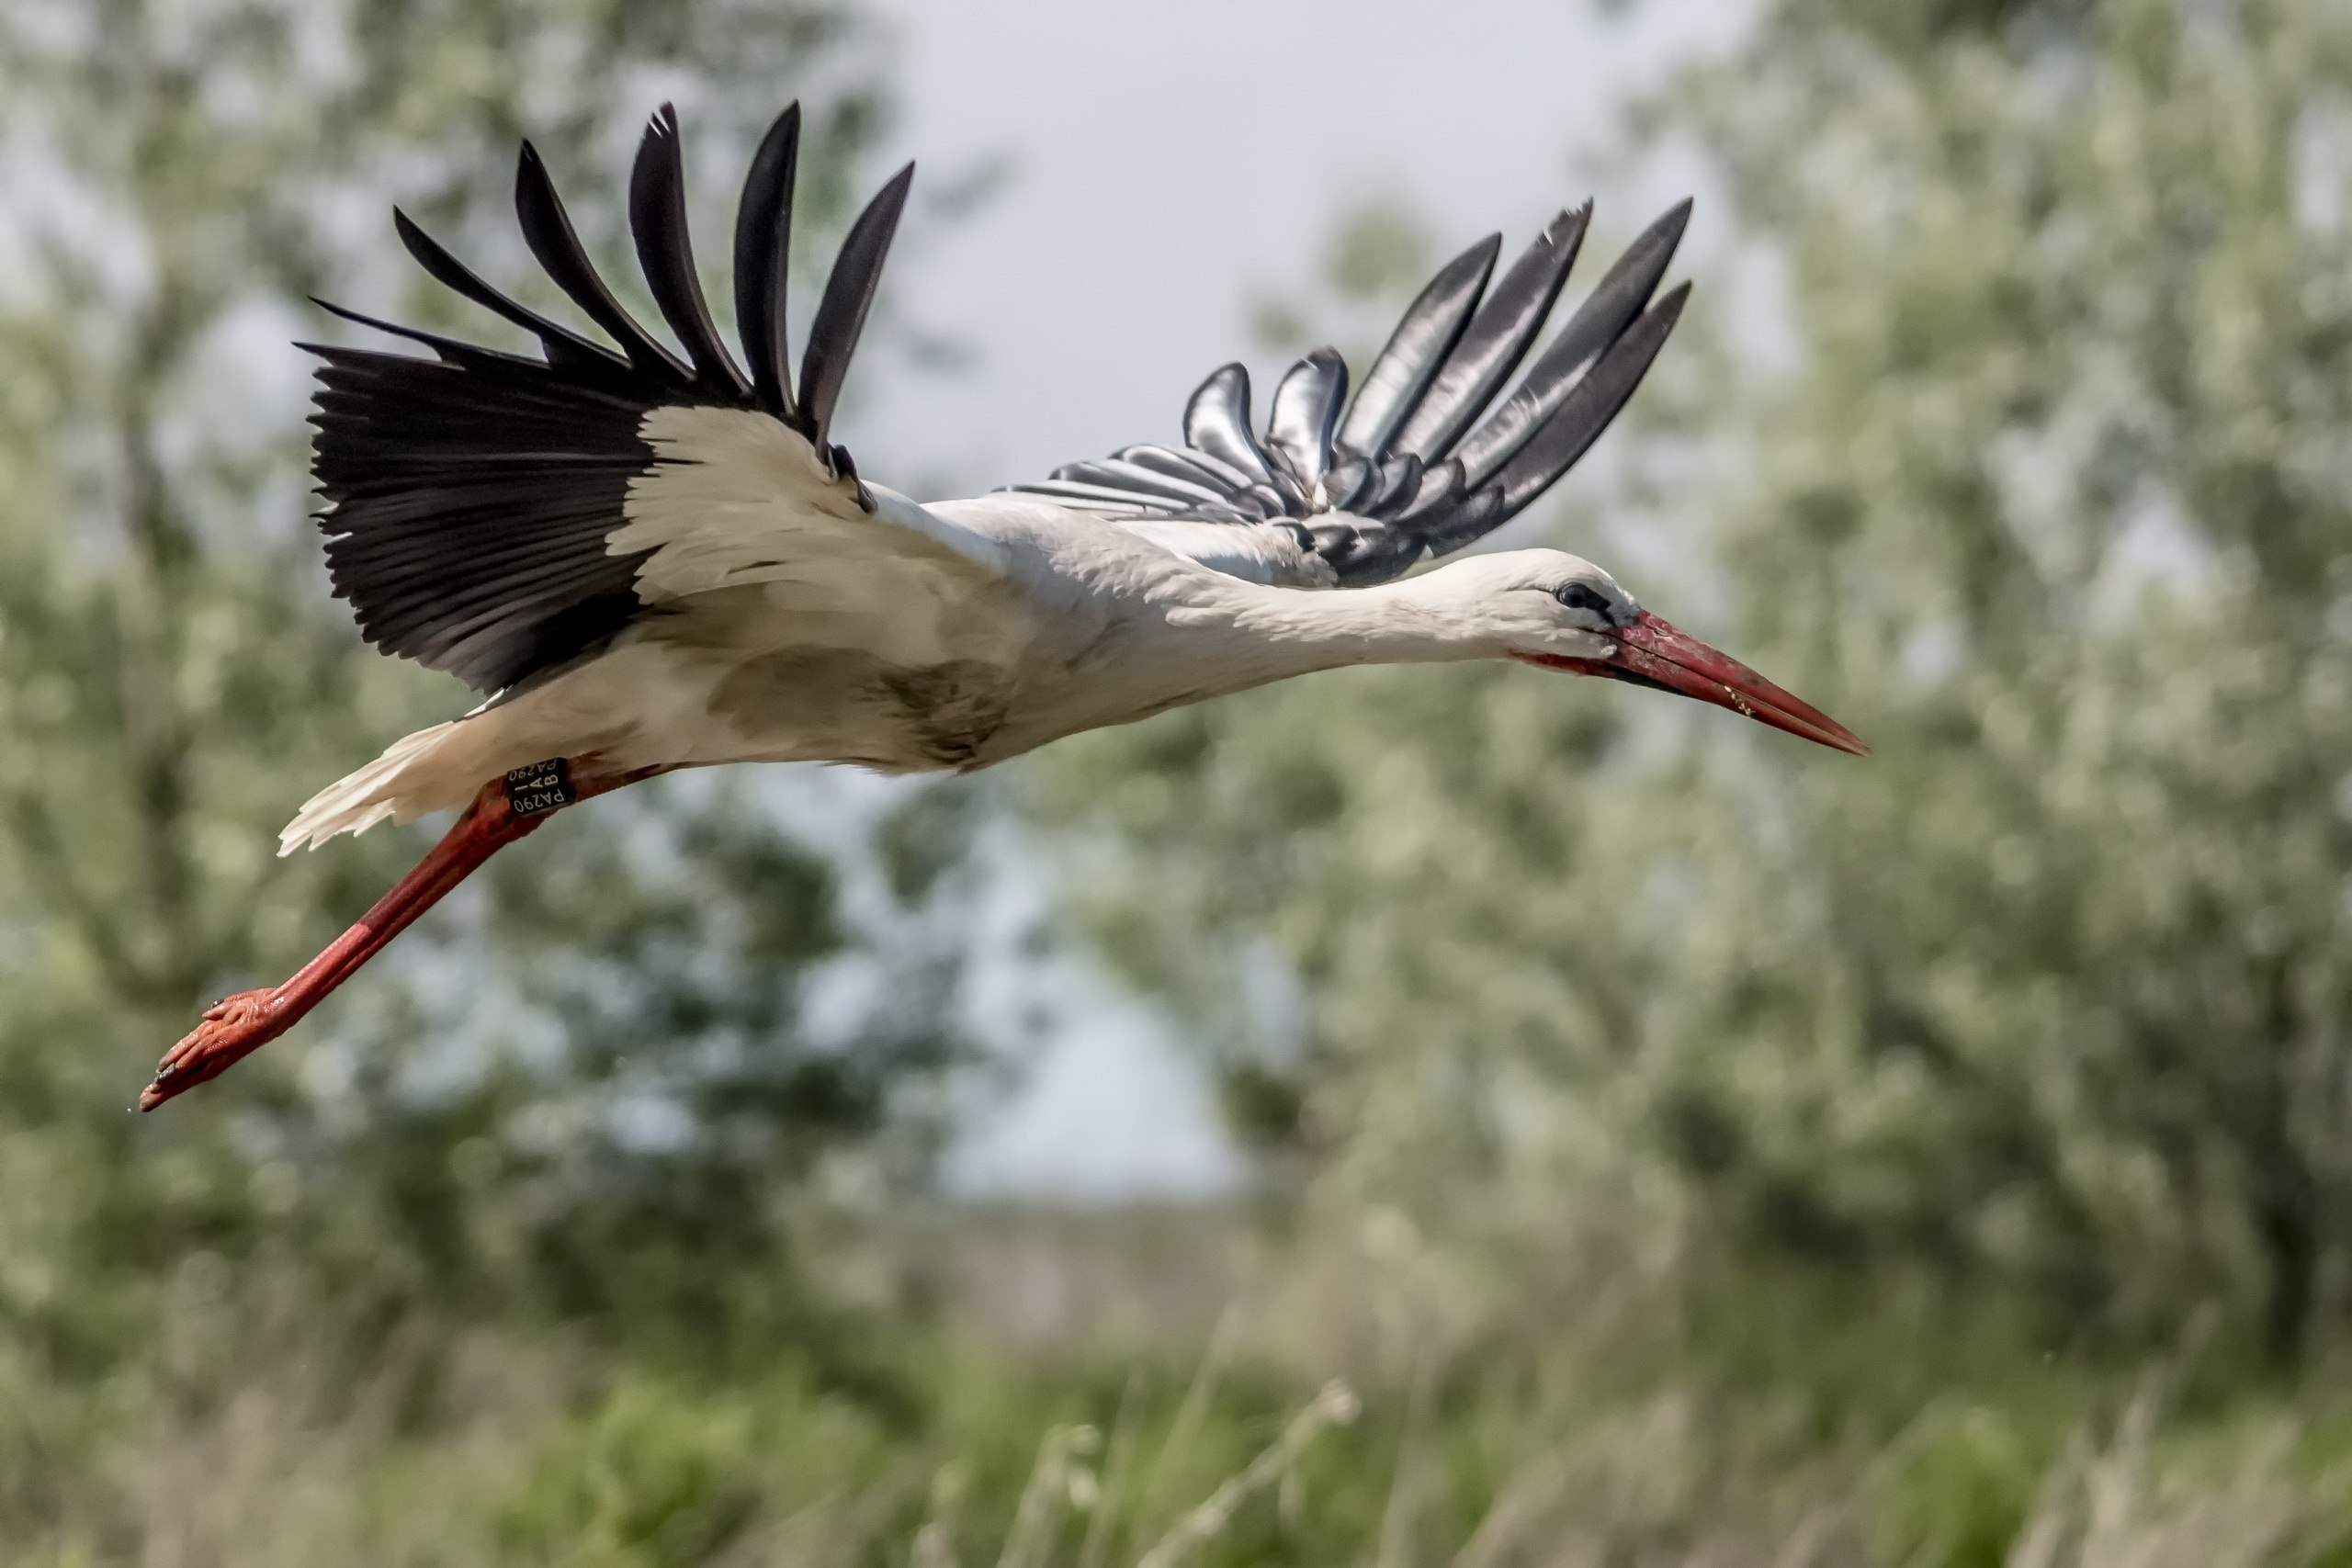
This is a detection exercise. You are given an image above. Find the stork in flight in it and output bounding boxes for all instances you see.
[142,103,1864,1111]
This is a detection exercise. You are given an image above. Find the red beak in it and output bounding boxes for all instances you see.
[1518,610,1869,757]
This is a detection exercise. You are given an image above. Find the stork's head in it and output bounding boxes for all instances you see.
[1439,549,1867,756]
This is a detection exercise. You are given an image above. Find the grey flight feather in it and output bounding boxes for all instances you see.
[1489,281,1690,517]
[1182,365,1283,492]
[1009,197,1693,586]
[1265,348,1347,491]
[1453,198,1690,484]
[1393,205,1587,460]
[1334,232,1498,459]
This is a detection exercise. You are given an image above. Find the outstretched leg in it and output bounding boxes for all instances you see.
[142,757,650,1111]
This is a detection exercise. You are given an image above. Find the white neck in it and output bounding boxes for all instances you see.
[987,549,1560,761]
[1157,568,1506,692]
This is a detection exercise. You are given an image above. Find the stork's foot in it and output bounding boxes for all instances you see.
[142,989,286,1111]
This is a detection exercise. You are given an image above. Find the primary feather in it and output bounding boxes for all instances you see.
[1009,198,1692,587]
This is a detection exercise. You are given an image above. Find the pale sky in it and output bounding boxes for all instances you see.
[851,0,1738,491]
[843,0,1749,1198]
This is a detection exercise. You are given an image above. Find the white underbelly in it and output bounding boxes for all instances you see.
[494,635,1020,775]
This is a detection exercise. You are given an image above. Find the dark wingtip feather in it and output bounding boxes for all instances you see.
[628,102,750,397]
[390,207,624,376]
[1453,197,1695,485]
[514,138,693,387]
[1391,203,1591,462]
[306,298,544,371]
[1333,231,1501,459]
[1615,199,1694,292]
[1488,278,1690,522]
[733,101,803,417]
[1648,276,1695,336]
[797,160,914,449]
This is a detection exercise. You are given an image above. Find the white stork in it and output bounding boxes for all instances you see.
[143,103,1864,1110]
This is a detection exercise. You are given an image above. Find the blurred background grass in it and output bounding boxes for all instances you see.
[6,0,2352,1562]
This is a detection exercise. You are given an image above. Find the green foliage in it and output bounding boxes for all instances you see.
[1870,1404,2037,1568]
[1030,0,2352,1366]
[1671,0,2352,1364]
[0,0,975,1419]
[9,1251,2352,1567]
[492,1370,888,1568]
[11,0,2352,1561]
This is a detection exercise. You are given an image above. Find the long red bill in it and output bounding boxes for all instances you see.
[1518,610,1869,757]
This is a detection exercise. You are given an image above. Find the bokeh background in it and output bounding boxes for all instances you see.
[5,0,2352,1563]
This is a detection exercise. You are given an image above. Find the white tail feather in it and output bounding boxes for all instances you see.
[277,722,469,854]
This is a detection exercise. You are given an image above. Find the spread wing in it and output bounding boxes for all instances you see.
[1009,201,1692,587]
[306,103,981,698]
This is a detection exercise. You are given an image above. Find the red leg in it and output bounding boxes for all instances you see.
[141,759,651,1111]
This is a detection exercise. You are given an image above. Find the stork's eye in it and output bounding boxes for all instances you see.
[1555,582,1611,615]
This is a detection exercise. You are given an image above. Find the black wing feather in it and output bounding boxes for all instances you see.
[514,141,695,389]
[628,103,752,398]
[1320,453,1374,513]
[311,106,907,695]
[798,162,912,450]
[732,103,802,418]
[390,209,628,380]
[307,300,557,377]
[310,344,657,694]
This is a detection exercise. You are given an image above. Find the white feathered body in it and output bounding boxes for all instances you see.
[282,122,1703,856]
[281,409,1577,853]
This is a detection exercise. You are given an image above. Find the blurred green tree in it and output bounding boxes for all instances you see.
[0,0,973,1397]
[1032,0,2352,1366]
